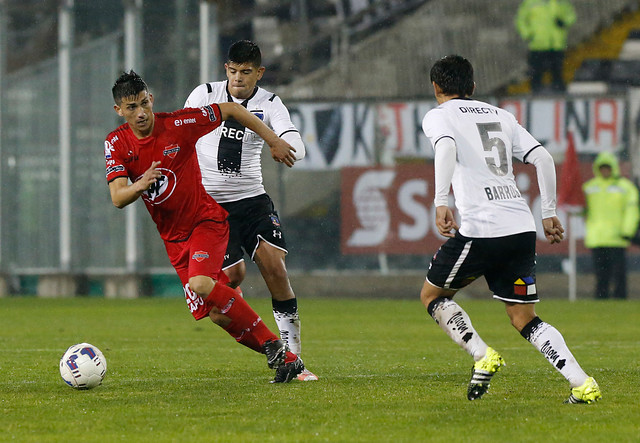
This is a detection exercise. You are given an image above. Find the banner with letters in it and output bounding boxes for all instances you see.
[288,103,376,169]
[291,97,627,170]
[498,97,625,155]
[341,163,596,256]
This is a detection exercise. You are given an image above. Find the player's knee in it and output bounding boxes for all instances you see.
[420,282,440,307]
[258,255,288,280]
[509,314,535,332]
[188,275,214,296]
[505,304,536,332]
[225,263,246,287]
[264,263,288,282]
[256,245,288,280]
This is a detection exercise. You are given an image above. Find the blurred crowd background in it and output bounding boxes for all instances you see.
[2,0,640,297]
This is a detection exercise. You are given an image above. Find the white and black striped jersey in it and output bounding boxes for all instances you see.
[422,98,548,238]
[185,80,299,203]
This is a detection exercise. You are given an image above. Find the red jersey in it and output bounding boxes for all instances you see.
[105,104,228,242]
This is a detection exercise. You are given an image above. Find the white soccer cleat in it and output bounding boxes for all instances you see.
[296,368,319,381]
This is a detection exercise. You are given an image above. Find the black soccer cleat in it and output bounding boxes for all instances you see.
[467,377,492,401]
[262,339,288,369]
[271,356,305,383]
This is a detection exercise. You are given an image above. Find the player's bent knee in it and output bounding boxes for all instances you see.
[420,281,441,306]
[257,254,288,280]
[264,264,288,282]
[226,270,245,288]
[224,261,246,288]
[188,275,215,296]
[505,303,536,332]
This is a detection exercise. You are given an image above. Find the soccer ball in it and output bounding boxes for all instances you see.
[59,343,107,389]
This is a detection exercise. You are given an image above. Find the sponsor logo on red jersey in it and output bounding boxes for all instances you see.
[192,251,210,262]
[138,168,176,206]
[174,118,196,127]
[163,144,180,158]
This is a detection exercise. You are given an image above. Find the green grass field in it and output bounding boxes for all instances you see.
[1,296,638,442]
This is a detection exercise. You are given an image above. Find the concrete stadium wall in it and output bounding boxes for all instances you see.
[240,271,640,301]
[5,271,640,301]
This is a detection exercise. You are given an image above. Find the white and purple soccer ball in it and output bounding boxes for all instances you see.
[59,343,107,390]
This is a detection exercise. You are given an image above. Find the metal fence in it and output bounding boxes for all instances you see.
[0,33,174,278]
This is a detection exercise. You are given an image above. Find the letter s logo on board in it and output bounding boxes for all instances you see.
[347,170,396,247]
[397,179,429,241]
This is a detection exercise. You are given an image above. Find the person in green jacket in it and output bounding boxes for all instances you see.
[516,0,576,93]
[583,152,640,299]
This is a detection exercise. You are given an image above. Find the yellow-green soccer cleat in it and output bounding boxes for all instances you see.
[564,377,602,404]
[467,347,505,400]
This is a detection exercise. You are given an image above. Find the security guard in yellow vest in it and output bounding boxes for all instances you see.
[516,0,576,93]
[583,152,640,299]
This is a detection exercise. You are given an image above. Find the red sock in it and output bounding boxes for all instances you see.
[224,327,263,352]
[206,284,278,351]
[285,351,297,364]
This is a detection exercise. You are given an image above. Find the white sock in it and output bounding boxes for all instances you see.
[273,311,301,355]
[428,297,488,361]
[521,317,588,387]
[272,298,301,355]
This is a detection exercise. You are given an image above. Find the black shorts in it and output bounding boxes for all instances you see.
[219,193,287,269]
[426,231,539,303]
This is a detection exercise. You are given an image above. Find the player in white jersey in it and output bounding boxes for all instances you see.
[420,55,600,404]
[185,40,317,382]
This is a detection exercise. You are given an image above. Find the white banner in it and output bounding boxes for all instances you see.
[499,97,625,155]
[288,97,627,170]
[288,103,375,170]
[627,88,640,179]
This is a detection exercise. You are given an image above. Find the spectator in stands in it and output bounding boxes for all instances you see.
[515,0,576,93]
[582,152,640,299]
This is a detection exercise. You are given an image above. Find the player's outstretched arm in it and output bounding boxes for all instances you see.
[219,102,297,167]
[109,161,161,208]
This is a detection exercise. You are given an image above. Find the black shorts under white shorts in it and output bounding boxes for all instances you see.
[426,231,539,303]
[219,193,287,269]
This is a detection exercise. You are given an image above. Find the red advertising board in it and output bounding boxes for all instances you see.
[341,163,597,256]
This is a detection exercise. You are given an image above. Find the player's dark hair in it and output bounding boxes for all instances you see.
[228,40,262,67]
[430,55,475,97]
[112,70,148,104]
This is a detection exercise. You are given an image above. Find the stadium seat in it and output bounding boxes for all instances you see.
[619,28,640,60]
[567,59,611,94]
[608,59,640,91]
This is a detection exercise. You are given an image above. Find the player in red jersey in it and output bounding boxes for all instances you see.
[105,70,304,382]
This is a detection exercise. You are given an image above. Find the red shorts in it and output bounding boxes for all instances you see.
[164,220,231,320]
